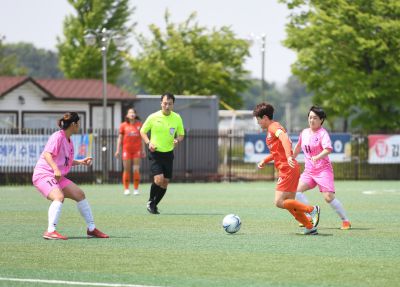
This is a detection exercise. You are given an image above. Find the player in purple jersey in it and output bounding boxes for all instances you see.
[32,112,109,240]
[293,106,351,230]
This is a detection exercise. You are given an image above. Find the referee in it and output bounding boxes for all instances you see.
[140,93,185,214]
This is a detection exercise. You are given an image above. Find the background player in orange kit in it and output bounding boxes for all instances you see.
[115,108,145,195]
[253,102,320,235]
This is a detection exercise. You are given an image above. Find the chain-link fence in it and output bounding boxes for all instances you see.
[1,129,399,185]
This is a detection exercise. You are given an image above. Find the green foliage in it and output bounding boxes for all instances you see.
[280,0,400,132]
[57,0,134,83]
[240,79,283,110]
[130,11,251,108]
[0,37,26,76]
[4,42,63,78]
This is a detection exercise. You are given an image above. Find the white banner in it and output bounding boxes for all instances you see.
[0,134,92,167]
[368,135,400,164]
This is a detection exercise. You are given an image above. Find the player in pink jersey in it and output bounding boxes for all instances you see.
[293,106,351,230]
[32,112,109,240]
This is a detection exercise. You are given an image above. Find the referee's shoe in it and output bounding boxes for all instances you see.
[147,201,160,214]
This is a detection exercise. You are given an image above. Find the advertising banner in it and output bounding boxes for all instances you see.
[368,135,400,164]
[0,134,92,167]
[244,133,351,163]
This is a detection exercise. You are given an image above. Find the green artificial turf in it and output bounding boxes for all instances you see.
[0,181,399,287]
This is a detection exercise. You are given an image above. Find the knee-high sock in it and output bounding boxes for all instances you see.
[155,187,167,206]
[295,192,309,206]
[133,170,140,190]
[123,172,130,190]
[284,199,314,229]
[283,199,314,214]
[149,183,160,203]
[48,200,63,232]
[287,208,313,229]
[123,171,130,190]
[329,198,349,221]
[77,199,95,231]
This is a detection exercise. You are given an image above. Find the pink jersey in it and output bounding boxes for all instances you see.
[298,127,333,172]
[33,130,74,179]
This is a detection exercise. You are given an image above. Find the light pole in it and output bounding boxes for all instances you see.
[84,28,123,182]
[249,33,267,102]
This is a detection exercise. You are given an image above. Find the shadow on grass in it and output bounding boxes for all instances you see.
[67,236,133,240]
[294,232,333,237]
[161,213,225,216]
[321,227,372,231]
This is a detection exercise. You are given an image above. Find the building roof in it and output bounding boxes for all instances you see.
[0,76,135,100]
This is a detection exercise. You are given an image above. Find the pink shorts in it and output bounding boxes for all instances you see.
[32,175,73,198]
[299,168,335,192]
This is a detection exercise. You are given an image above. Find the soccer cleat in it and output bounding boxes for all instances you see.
[310,206,321,227]
[87,228,109,238]
[303,226,318,235]
[133,189,139,196]
[43,230,68,240]
[147,201,159,214]
[340,221,351,230]
[124,189,130,195]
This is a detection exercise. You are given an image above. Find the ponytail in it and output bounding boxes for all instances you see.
[58,112,80,130]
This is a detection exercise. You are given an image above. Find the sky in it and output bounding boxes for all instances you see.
[0,0,296,85]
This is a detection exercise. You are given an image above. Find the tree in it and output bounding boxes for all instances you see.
[240,79,283,108]
[0,36,26,76]
[130,11,251,108]
[57,0,134,83]
[280,0,400,132]
[281,75,313,132]
[4,42,63,78]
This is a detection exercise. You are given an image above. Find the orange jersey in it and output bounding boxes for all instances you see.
[266,121,298,175]
[119,121,142,152]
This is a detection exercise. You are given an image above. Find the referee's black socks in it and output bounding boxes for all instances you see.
[150,183,167,206]
[149,183,159,204]
[155,187,167,206]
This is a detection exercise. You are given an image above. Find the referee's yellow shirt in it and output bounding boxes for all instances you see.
[141,111,185,152]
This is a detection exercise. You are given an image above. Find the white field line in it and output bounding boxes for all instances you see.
[0,277,165,287]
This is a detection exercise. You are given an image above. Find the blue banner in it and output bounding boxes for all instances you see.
[0,134,92,167]
[244,133,351,163]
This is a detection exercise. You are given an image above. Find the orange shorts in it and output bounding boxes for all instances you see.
[276,165,300,192]
[122,150,143,160]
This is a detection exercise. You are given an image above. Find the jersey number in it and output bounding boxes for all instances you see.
[46,179,58,186]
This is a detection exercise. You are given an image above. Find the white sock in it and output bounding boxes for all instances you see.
[77,199,95,231]
[296,192,309,205]
[48,201,63,232]
[329,198,349,221]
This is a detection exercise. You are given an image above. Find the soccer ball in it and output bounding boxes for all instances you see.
[222,214,241,234]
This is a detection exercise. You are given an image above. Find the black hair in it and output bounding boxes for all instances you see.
[253,102,274,120]
[58,112,80,130]
[125,107,141,122]
[161,93,175,103]
[308,106,326,124]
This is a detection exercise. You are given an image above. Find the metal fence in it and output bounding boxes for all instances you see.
[1,128,399,185]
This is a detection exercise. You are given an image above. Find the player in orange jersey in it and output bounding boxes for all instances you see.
[115,108,145,195]
[253,102,321,235]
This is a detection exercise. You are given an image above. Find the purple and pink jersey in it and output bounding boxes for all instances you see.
[298,127,335,192]
[32,130,74,197]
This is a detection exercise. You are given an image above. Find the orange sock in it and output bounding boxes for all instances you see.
[133,170,140,190]
[283,199,313,214]
[122,172,130,190]
[286,208,313,229]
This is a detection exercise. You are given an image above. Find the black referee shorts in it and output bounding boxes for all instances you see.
[148,151,174,179]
